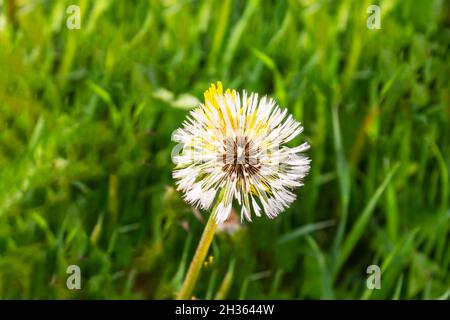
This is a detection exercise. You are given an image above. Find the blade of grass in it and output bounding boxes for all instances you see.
[277,219,334,245]
[208,0,232,72]
[214,259,235,300]
[361,227,419,300]
[335,163,400,276]
[392,274,404,300]
[330,104,351,265]
[222,0,260,74]
[305,235,334,299]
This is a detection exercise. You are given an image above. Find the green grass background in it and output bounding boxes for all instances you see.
[0,0,449,299]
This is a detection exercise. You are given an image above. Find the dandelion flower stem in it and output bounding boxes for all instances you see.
[177,207,218,300]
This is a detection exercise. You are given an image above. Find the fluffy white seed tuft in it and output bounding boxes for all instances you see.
[173,82,310,223]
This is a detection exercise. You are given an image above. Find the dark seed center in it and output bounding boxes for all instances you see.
[221,136,261,180]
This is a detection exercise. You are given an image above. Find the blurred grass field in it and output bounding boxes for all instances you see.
[0,0,449,299]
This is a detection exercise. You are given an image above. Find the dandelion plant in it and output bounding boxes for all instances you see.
[173,82,310,299]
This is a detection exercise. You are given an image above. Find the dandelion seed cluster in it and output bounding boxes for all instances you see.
[173,82,310,223]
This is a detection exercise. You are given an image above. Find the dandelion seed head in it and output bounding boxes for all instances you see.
[173,82,310,223]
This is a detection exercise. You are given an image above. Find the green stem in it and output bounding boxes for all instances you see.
[176,207,218,300]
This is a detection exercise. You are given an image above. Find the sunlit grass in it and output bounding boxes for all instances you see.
[0,0,448,299]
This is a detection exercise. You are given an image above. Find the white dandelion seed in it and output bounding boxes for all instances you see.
[172,82,311,224]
